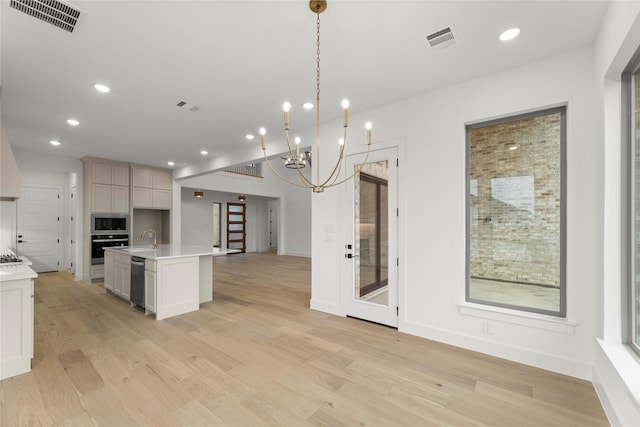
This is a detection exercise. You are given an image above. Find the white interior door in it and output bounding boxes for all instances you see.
[344,147,398,327]
[16,185,62,272]
[269,201,278,249]
[69,186,77,274]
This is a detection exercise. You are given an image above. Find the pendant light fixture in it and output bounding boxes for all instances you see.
[194,189,204,198]
[259,0,372,193]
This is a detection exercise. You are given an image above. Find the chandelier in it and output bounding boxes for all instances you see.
[259,0,372,193]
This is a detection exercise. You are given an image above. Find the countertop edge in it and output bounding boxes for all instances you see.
[104,245,239,260]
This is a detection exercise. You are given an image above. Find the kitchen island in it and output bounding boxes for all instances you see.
[0,251,37,380]
[104,245,237,320]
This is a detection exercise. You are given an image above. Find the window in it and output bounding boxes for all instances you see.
[625,52,640,354]
[466,107,566,316]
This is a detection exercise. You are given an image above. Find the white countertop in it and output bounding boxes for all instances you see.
[0,264,38,281]
[104,244,240,260]
[0,249,37,282]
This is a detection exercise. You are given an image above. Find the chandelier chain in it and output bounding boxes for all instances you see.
[316,11,321,101]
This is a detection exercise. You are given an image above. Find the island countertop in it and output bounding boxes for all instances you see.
[104,244,239,260]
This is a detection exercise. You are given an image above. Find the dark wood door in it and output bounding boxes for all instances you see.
[227,202,246,253]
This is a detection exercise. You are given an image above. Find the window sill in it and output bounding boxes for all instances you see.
[458,301,577,335]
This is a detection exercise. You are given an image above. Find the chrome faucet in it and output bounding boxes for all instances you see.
[140,228,158,249]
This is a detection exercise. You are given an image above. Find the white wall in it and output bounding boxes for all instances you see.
[0,201,16,249]
[594,1,640,425]
[312,46,603,381]
[180,187,270,253]
[177,164,311,257]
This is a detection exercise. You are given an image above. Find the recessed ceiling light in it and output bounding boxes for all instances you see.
[66,119,79,126]
[200,150,208,155]
[167,161,175,166]
[49,140,61,146]
[94,84,111,93]
[499,28,520,41]
[509,145,519,150]
[245,134,255,140]
[303,102,314,110]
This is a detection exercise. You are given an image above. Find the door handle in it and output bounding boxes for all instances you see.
[17,240,27,243]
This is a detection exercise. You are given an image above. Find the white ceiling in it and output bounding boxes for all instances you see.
[1,0,609,172]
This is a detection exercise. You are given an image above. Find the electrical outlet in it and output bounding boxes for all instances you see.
[482,320,493,334]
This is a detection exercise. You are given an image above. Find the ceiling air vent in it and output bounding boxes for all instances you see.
[426,26,457,49]
[10,0,81,33]
[176,100,200,112]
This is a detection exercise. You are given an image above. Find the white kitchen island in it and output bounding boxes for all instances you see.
[104,245,237,320]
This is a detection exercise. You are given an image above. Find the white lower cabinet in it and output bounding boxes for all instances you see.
[104,252,114,292]
[0,279,34,380]
[145,260,156,314]
[111,253,131,301]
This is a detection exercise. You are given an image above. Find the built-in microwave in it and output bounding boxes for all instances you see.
[91,213,129,234]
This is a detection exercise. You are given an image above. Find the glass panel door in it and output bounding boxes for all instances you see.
[345,147,398,327]
[227,202,246,253]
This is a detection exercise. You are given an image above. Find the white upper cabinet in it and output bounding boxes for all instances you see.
[88,161,130,213]
[152,170,172,190]
[132,168,152,188]
[132,167,172,209]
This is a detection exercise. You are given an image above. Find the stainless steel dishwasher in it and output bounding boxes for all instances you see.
[130,256,145,308]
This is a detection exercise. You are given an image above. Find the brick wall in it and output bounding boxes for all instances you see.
[470,112,561,287]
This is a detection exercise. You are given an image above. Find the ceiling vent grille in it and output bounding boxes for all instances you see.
[10,0,81,33]
[426,26,457,49]
[176,100,200,112]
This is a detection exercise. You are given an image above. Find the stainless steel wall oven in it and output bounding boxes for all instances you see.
[91,234,129,264]
[90,214,129,264]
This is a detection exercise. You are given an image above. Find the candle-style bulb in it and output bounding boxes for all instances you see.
[339,138,345,146]
[365,122,372,145]
[295,136,301,156]
[341,99,349,128]
[259,127,267,150]
[283,102,291,130]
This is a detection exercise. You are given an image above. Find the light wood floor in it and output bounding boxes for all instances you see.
[1,252,609,426]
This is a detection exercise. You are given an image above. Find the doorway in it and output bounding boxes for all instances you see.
[344,147,398,327]
[213,202,222,248]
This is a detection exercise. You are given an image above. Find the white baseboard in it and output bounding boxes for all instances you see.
[281,250,311,258]
[593,339,640,427]
[310,299,343,317]
[400,319,593,380]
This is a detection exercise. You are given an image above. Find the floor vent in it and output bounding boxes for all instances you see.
[10,0,81,33]
[426,26,457,49]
